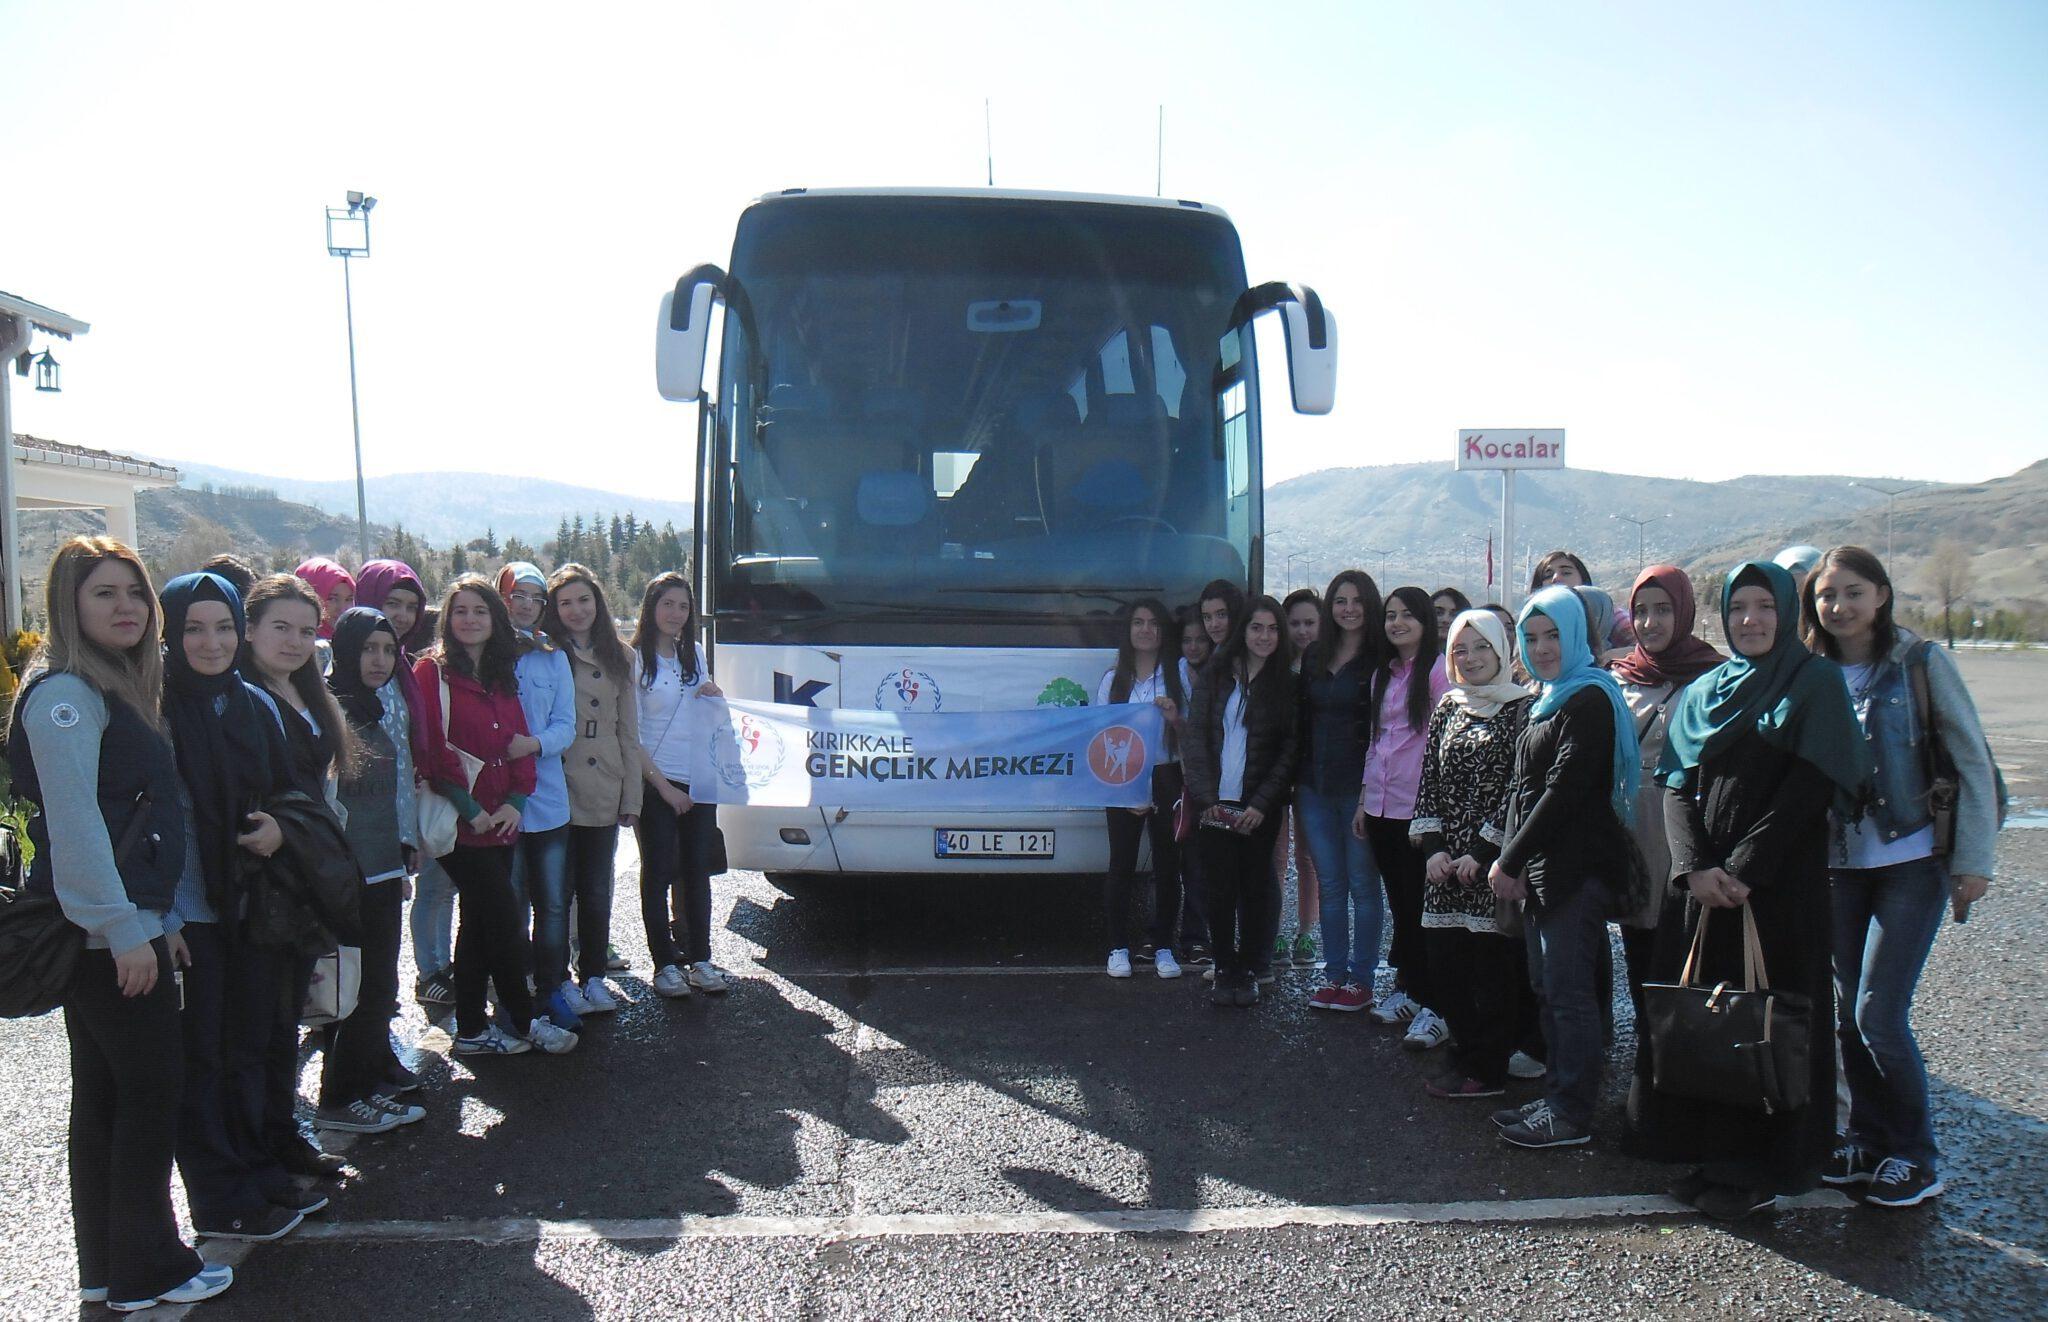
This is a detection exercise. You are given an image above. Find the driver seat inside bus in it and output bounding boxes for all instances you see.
[1035,392,1171,533]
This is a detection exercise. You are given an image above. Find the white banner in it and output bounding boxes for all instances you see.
[686,697,1167,810]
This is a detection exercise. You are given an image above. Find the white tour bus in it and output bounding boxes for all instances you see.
[655,187,1336,877]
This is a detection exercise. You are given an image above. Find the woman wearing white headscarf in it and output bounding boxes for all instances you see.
[1410,610,1535,1099]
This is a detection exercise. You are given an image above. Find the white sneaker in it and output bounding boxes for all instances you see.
[687,961,730,994]
[454,1024,532,1056]
[1402,1007,1451,1051]
[1508,1050,1546,1080]
[1107,948,1134,979]
[527,1019,579,1054]
[579,979,620,1013]
[110,1264,234,1311]
[652,964,692,998]
[557,981,596,1016]
[1155,949,1183,980]
[1369,989,1419,1025]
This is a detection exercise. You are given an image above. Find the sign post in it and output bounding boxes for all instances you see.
[1456,429,1566,610]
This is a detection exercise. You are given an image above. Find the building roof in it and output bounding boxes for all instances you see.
[12,434,180,482]
[0,291,90,339]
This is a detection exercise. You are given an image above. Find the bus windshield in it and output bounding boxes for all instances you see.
[709,195,1258,634]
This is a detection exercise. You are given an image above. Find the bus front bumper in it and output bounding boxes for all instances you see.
[718,805,1116,876]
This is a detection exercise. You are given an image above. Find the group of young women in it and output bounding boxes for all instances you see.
[8,537,727,1311]
[1095,543,2000,1221]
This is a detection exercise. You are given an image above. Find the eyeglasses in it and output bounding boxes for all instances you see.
[507,590,543,606]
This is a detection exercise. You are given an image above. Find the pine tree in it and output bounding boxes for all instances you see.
[483,526,500,558]
[609,514,625,554]
[451,543,469,575]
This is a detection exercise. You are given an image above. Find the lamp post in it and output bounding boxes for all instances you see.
[1609,512,1665,575]
[1850,479,1923,566]
[1285,551,1319,593]
[1363,547,1395,584]
[326,191,378,562]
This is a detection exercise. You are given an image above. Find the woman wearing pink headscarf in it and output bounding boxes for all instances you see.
[294,557,357,640]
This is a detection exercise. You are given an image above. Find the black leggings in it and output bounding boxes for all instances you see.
[567,823,620,984]
[1195,809,1284,979]
[444,844,532,1039]
[1364,813,1430,1008]
[1102,763,1184,953]
[321,879,403,1105]
[635,780,712,968]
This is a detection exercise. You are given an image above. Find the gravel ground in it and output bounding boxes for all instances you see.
[1,650,2042,1320]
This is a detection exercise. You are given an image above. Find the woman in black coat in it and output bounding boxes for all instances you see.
[1182,595,1298,1007]
[1641,561,1871,1221]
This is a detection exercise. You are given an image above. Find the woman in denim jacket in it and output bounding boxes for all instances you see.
[1804,545,1997,1210]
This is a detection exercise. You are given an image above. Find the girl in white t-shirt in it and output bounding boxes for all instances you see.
[1095,599,1187,981]
[630,573,725,1000]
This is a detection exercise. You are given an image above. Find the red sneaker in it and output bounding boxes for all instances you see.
[1308,983,1344,1010]
[1329,983,1372,1013]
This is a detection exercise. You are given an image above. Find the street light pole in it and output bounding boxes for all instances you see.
[1609,512,1665,575]
[1363,547,1395,585]
[1852,479,1923,566]
[1285,551,1319,593]
[326,192,378,564]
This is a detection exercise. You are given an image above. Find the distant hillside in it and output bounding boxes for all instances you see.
[1263,463,1905,596]
[165,461,694,548]
[18,484,379,580]
[1687,458,2048,617]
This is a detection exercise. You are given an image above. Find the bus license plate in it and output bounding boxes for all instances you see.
[934,829,1055,859]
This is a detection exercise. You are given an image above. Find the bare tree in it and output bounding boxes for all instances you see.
[1925,539,1975,650]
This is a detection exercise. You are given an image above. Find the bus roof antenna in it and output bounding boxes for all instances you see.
[985,98,994,187]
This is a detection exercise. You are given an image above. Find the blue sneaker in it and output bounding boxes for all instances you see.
[542,986,583,1033]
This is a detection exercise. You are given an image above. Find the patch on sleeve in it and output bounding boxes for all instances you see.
[47,702,81,729]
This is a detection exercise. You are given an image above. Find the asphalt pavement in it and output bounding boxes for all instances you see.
[2,650,2044,1320]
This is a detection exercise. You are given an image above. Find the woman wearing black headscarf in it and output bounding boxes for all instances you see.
[315,608,427,1134]
[1641,561,1872,1220]
[158,572,314,1239]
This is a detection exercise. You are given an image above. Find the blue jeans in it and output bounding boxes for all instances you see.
[1524,879,1608,1129]
[1832,855,1949,1168]
[512,824,573,992]
[410,854,455,978]
[1299,784,1383,985]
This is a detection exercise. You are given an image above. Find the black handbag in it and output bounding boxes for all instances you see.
[1641,904,1812,1116]
[0,793,153,1018]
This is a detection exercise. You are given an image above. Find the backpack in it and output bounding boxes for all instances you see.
[1907,640,2009,858]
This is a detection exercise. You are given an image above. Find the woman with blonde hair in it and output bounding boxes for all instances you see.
[4,537,234,1309]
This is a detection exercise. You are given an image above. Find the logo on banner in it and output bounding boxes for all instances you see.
[1036,677,1088,708]
[875,668,943,713]
[713,711,788,790]
[1086,725,1148,786]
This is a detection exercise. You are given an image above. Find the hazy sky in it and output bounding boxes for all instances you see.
[3,1,2043,491]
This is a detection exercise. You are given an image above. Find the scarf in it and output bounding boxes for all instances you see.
[354,558,431,766]
[159,573,287,902]
[326,607,397,725]
[1443,610,1531,718]
[1659,561,1872,813]
[1518,586,1640,826]
[1610,564,1725,688]
[295,556,357,639]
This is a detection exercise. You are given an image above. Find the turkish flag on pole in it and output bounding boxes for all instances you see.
[1486,533,1495,588]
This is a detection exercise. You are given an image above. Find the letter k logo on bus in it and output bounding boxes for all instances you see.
[774,672,830,706]
[1087,725,1148,787]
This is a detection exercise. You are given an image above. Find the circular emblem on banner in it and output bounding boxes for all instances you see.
[1086,725,1148,786]
[875,668,942,713]
[713,712,788,790]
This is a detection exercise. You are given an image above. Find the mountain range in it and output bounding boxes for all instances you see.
[162,459,695,548]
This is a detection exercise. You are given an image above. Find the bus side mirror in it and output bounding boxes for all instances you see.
[656,264,727,402]
[1225,281,1338,415]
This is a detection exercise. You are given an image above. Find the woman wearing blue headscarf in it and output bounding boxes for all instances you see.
[1487,586,1641,1151]
[1638,561,1870,1221]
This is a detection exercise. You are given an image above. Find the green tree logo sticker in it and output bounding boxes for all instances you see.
[1036,677,1088,708]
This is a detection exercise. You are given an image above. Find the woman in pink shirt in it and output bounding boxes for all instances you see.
[1352,586,1451,1047]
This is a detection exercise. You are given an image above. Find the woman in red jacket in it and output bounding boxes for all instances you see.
[412,576,575,1057]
